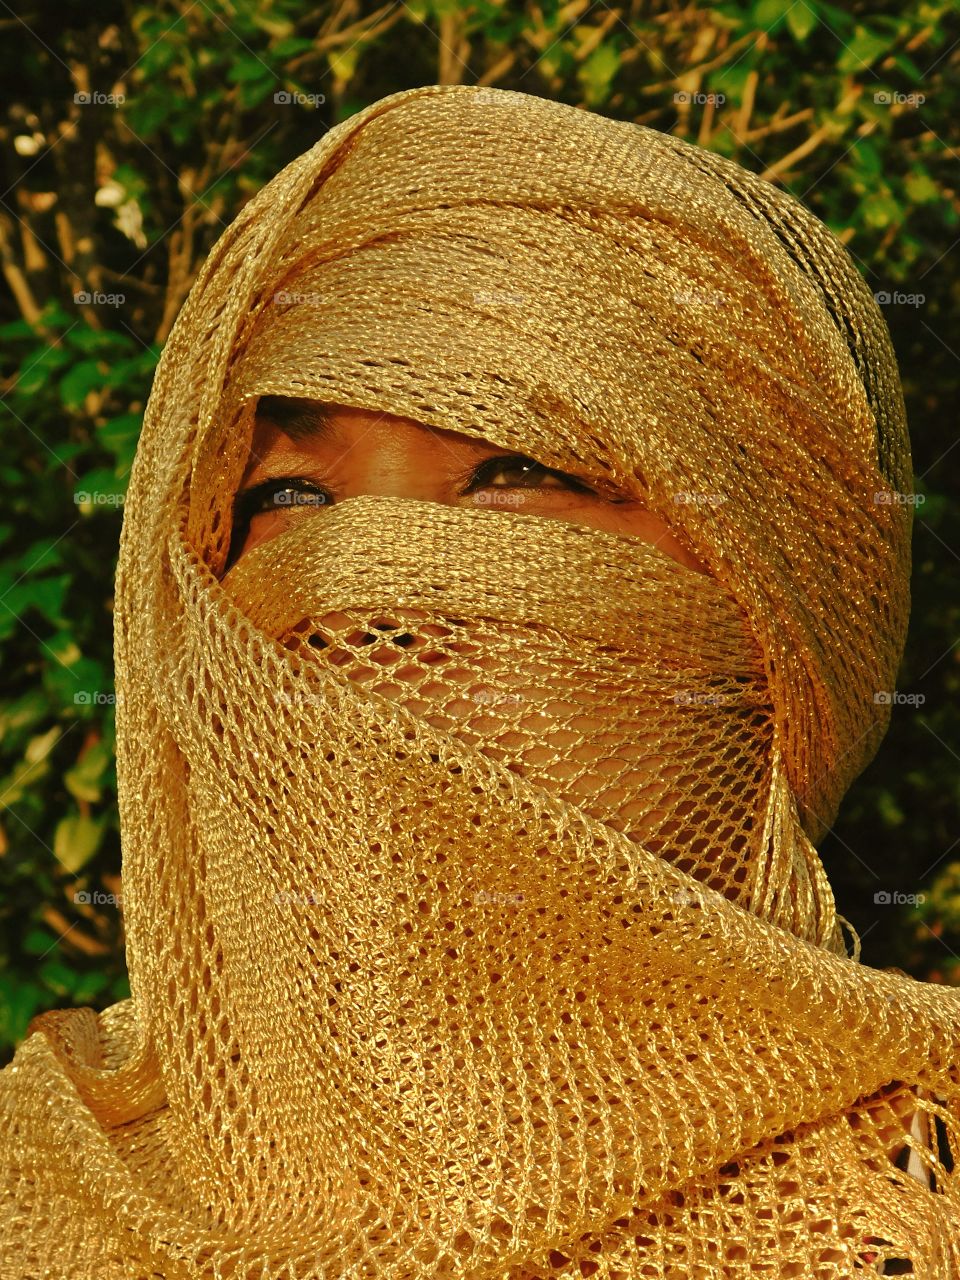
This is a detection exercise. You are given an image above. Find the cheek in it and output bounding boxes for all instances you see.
[587,504,710,574]
[233,509,326,561]
[235,517,278,560]
[659,532,710,575]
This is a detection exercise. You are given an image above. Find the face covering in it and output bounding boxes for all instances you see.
[2,83,959,1279]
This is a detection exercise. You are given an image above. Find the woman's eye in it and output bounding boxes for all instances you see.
[238,477,330,517]
[463,455,590,494]
[233,457,595,531]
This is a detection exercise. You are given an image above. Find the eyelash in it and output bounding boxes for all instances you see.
[455,454,595,496]
[233,454,596,522]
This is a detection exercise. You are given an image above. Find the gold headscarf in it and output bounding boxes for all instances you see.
[2,84,959,1279]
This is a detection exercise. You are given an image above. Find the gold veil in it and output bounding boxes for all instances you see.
[2,83,959,1278]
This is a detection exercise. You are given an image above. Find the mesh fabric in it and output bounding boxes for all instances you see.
[1,84,959,1279]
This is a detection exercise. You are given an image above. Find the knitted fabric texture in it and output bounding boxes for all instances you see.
[1,84,958,1279]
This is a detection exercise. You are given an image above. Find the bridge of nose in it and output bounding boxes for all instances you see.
[334,416,469,504]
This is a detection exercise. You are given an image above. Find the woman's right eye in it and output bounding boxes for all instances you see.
[237,477,331,517]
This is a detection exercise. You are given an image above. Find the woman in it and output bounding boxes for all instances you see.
[1,83,958,1278]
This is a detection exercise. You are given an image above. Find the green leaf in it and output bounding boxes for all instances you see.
[12,346,72,397]
[786,0,818,41]
[109,164,148,202]
[43,632,83,668]
[48,655,110,713]
[22,929,57,956]
[110,972,131,1001]
[16,538,63,575]
[754,0,792,31]
[228,53,275,84]
[860,191,901,230]
[578,43,620,105]
[68,971,111,1003]
[328,46,361,81]
[815,0,856,33]
[0,974,47,1047]
[837,26,890,74]
[50,440,86,464]
[876,790,905,827]
[53,812,107,874]
[4,576,70,625]
[59,360,105,411]
[25,725,61,765]
[711,62,754,103]
[0,738,55,805]
[272,36,315,58]
[891,52,925,81]
[851,137,883,177]
[102,350,160,389]
[254,14,295,39]
[73,467,128,513]
[925,490,948,519]
[904,171,939,204]
[0,689,49,744]
[38,300,74,330]
[67,327,137,356]
[0,318,40,341]
[38,959,80,998]
[127,97,171,136]
[64,742,112,804]
[238,79,279,111]
[97,413,142,464]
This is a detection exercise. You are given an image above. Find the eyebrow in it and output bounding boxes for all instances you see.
[253,395,496,457]
[255,395,334,442]
[251,399,623,497]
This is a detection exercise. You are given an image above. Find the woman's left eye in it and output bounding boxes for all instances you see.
[460,454,592,495]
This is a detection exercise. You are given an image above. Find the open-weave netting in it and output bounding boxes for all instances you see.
[2,84,958,1278]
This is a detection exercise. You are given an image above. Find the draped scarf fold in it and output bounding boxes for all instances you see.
[1,83,958,1280]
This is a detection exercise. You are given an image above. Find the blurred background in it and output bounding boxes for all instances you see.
[0,0,957,1064]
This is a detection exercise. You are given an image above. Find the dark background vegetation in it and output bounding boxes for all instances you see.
[0,0,957,1062]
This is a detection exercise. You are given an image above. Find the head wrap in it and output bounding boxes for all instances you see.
[2,83,959,1278]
